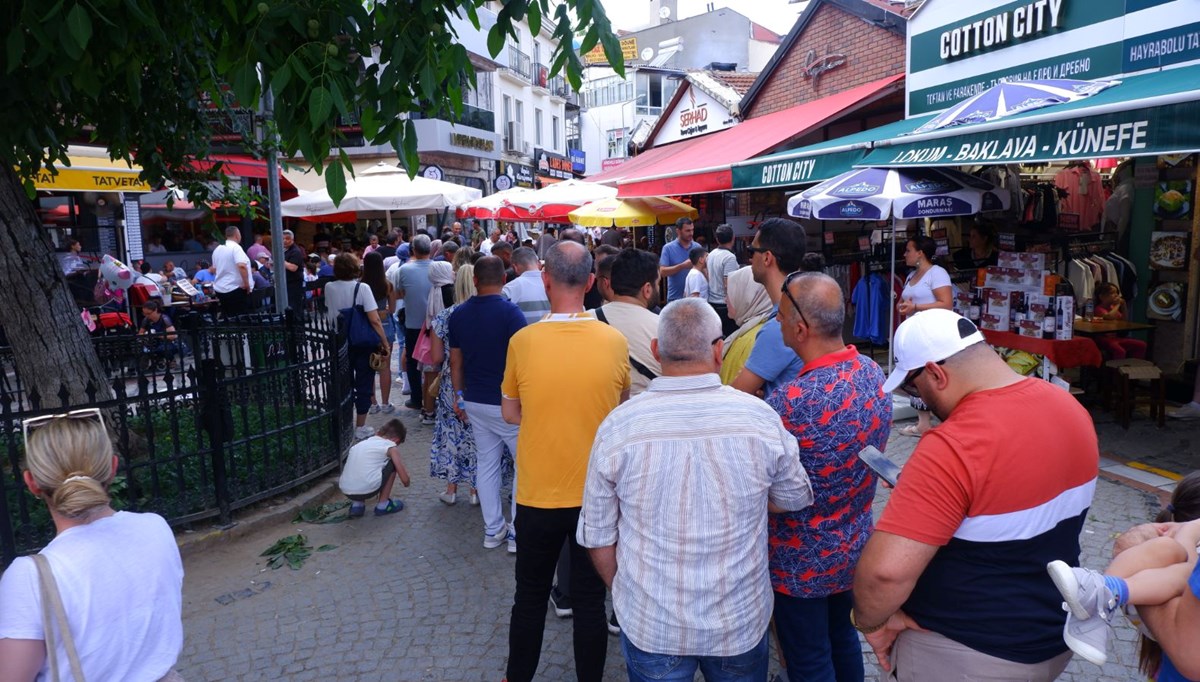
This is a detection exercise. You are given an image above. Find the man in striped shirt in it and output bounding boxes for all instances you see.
[853,310,1098,680]
[578,298,814,680]
[502,247,551,325]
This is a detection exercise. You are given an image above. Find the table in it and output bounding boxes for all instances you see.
[1072,319,1157,335]
[980,330,1103,370]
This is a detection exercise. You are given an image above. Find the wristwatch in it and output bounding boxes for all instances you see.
[850,609,887,635]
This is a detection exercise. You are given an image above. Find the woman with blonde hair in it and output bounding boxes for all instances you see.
[428,264,481,505]
[0,411,184,681]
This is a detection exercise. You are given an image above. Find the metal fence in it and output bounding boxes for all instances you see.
[0,302,352,567]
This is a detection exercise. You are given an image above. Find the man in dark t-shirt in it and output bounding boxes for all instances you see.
[138,299,179,364]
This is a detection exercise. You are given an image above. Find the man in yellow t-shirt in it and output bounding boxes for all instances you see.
[501,240,630,682]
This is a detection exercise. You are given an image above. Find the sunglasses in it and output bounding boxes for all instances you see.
[747,244,769,255]
[22,408,104,446]
[899,361,945,397]
[780,271,811,330]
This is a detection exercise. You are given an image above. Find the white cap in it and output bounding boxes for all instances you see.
[881,309,986,393]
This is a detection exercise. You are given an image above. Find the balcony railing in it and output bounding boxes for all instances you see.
[549,75,572,99]
[506,46,532,81]
[410,102,496,133]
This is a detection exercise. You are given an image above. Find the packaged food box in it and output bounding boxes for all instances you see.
[980,312,1009,332]
[1018,319,1043,338]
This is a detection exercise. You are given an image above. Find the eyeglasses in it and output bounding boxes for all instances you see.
[899,361,945,397]
[780,270,810,330]
[22,408,104,446]
[747,245,769,255]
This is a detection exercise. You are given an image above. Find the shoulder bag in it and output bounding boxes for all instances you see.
[339,282,379,350]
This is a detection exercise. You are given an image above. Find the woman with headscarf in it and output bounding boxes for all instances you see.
[719,265,774,385]
[419,260,456,425]
[428,239,444,263]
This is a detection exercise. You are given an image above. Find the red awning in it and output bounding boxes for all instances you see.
[596,74,904,198]
[189,154,297,190]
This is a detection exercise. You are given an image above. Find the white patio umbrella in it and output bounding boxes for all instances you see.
[280,163,482,228]
[789,166,1009,371]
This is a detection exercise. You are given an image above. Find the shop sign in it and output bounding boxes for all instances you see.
[803,49,848,89]
[731,149,864,190]
[907,0,1197,115]
[32,166,153,192]
[534,148,573,180]
[861,99,1200,167]
[569,149,586,174]
[653,85,737,146]
[582,37,638,65]
[496,160,535,188]
[421,165,445,181]
[450,132,495,153]
[601,158,627,171]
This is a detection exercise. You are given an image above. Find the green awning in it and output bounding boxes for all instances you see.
[860,65,1200,168]
[730,115,935,190]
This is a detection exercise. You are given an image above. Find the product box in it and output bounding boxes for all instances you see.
[998,251,1047,271]
[1018,319,1043,338]
[954,291,971,316]
[980,312,1009,332]
[986,290,1011,322]
[1055,295,1075,340]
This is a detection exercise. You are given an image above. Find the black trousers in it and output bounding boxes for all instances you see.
[403,326,422,405]
[507,505,607,682]
[216,288,250,318]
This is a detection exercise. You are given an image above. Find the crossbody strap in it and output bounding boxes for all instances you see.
[593,307,657,382]
[32,554,86,682]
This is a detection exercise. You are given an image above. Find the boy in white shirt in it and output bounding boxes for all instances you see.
[684,247,709,301]
[339,419,411,517]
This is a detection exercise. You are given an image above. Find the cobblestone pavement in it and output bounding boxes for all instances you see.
[176,399,1163,681]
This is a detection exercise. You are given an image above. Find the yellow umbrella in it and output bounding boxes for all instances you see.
[567,196,698,228]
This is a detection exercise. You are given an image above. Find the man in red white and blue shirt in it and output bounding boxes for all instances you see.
[767,271,892,682]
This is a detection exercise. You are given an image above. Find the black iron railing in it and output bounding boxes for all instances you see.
[507,46,532,81]
[0,301,352,567]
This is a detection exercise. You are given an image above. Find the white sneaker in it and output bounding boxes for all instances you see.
[354,426,374,440]
[483,523,510,550]
[1046,560,1115,666]
[469,491,479,506]
[380,403,396,414]
[507,526,517,554]
[400,377,411,395]
[1169,402,1200,420]
[439,492,456,506]
[368,404,381,415]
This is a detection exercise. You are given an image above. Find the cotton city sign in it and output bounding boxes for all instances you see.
[940,0,1065,60]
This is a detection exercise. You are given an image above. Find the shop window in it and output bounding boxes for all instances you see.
[606,129,626,159]
[535,108,543,146]
[552,115,560,151]
[635,72,678,116]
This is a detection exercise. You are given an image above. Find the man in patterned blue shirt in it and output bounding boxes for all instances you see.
[767,271,893,682]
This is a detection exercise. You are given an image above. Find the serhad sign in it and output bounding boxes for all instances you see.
[600,158,627,171]
[535,148,572,180]
[652,85,737,146]
[907,0,1200,115]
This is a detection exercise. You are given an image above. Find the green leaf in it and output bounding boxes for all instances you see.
[486,25,505,58]
[419,62,434,103]
[527,1,541,37]
[325,157,346,206]
[65,4,93,51]
[401,118,418,175]
[360,107,379,141]
[308,85,333,129]
[5,29,24,74]
[316,544,337,552]
[269,62,291,95]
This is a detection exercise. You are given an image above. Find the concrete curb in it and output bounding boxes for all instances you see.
[175,473,341,560]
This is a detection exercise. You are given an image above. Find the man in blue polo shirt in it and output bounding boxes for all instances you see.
[731,217,809,400]
[658,217,696,302]
[448,256,527,551]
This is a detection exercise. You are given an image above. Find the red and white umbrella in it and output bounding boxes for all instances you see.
[458,186,534,220]
[501,179,617,222]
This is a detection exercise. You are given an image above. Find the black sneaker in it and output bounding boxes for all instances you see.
[549,586,573,618]
[608,611,620,635]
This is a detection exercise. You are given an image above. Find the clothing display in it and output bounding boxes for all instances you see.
[1054,162,1106,231]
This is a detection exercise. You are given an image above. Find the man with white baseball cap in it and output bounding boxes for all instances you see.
[853,308,1099,681]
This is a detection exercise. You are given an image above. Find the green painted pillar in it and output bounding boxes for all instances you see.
[1128,157,1156,325]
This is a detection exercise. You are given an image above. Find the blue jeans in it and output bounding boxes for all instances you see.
[773,590,863,682]
[621,631,768,682]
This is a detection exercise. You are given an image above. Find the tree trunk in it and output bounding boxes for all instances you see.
[0,165,114,409]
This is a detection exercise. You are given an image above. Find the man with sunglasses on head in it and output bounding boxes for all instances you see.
[731,217,809,400]
[767,271,892,682]
[852,309,1098,681]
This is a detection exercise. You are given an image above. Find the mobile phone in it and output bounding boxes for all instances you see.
[858,445,902,487]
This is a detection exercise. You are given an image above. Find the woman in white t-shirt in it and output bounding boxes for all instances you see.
[0,410,184,682]
[896,235,953,437]
[325,253,389,440]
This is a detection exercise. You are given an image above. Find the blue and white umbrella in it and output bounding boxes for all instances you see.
[913,78,1121,134]
[788,166,1009,221]
[788,166,1009,373]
